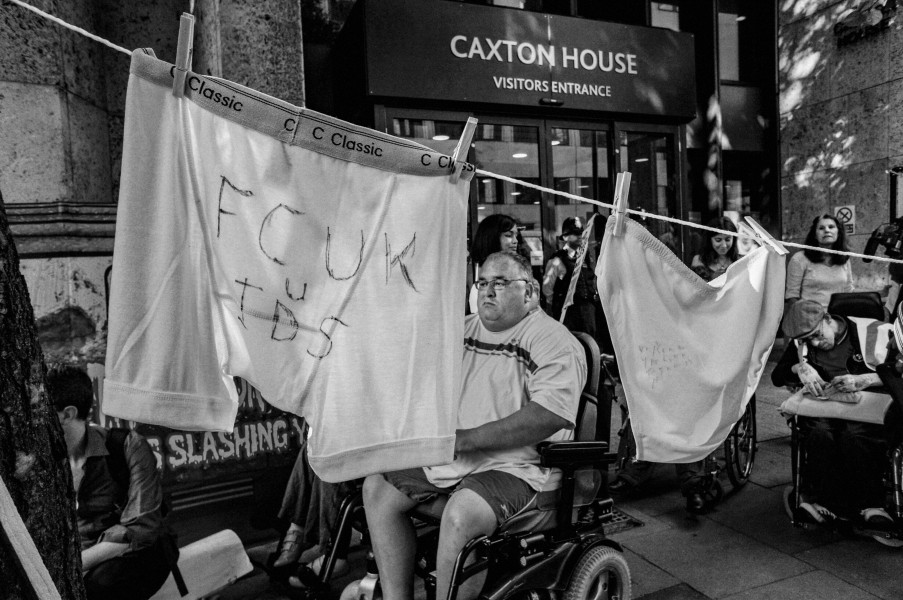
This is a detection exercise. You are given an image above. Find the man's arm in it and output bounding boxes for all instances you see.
[96,433,165,554]
[454,403,570,455]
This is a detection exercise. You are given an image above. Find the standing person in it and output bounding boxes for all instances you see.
[785,214,854,309]
[611,218,740,513]
[467,213,528,314]
[542,217,601,340]
[48,365,174,600]
[691,217,740,281]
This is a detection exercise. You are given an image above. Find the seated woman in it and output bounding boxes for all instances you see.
[772,299,897,523]
[274,438,357,586]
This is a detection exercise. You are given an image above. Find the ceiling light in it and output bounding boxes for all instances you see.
[432,135,450,141]
[736,15,746,21]
[512,152,528,158]
[551,140,561,146]
[634,157,649,163]
[511,192,521,196]
[478,206,486,210]
[533,201,540,204]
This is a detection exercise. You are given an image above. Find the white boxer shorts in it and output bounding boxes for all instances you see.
[104,50,471,482]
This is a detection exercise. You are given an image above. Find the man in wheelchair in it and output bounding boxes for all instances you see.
[363,251,587,600]
[772,299,898,525]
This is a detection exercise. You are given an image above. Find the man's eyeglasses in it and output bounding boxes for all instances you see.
[475,278,531,291]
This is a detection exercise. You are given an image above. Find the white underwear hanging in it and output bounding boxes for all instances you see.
[597,218,786,463]
[104,50,470,482]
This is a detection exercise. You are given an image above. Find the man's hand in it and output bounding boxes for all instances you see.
[797,363,829,397]
[827,373,880,393]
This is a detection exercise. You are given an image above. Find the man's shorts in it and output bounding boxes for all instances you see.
[384,468,537,524]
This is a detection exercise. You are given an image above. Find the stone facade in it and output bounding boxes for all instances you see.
[0,0,305,364]
[779,0,903,291]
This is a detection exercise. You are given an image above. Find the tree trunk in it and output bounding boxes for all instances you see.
[0,193,85,599]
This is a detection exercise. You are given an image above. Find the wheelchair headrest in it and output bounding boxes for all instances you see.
[827,292,884,321]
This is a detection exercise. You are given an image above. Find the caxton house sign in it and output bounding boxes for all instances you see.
[359,0,697,119]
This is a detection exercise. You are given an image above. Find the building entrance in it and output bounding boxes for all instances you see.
[384,110,683,265]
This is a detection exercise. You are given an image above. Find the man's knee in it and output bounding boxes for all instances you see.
[440,489,498,540]
[363,474,391,508]
[363,473,416,514]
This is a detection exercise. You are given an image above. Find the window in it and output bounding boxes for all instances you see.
[651,2,680,31]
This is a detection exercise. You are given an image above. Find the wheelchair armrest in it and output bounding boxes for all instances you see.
[537,441,616,468]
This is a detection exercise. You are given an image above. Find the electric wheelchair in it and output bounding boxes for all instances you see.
[780,292,903,547]
[290,332,632,600]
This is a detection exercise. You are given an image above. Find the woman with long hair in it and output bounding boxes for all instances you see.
[785,214,853,308]
[691,217,740,282]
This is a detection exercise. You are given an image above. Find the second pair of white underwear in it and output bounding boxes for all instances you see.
[597,219,786,463]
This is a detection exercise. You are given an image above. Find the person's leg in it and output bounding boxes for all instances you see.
[839,421,889,514]
[83,539,171,600]
[799,417,838,508]
[611,419,654,493]
[275,444,316,567]
[437,471,536,600]
[436,489,498,600]
[362,473,422,600]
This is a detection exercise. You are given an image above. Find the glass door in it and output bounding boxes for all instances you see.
[546,123,612,245]
[472,121,543,275]
[614,126,682,257]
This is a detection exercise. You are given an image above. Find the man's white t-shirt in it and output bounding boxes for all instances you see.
[425,310,586,491]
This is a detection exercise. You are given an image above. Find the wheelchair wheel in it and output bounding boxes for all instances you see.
[782,485,796,522]
[563,546,631,600]
[723,399,756,488]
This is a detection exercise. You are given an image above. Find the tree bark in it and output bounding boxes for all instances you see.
[0,193,85,598]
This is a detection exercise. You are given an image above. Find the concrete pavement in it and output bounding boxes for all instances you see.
[205,346,903,600]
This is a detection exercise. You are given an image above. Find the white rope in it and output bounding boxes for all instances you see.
[8,0,131,56]
[8,0,901,266]
[477,168,903,265]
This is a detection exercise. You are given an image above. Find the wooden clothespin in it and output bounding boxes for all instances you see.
[611,171,632,236]
[449,117,478,183]
[172,1,196,98]
[744,216,788,255]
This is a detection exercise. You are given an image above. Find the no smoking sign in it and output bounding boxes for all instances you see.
[834,205,856,235]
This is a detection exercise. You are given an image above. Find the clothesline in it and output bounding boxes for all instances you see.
[10,0,903,266]
[8,0,131,56]
[478,169,903,265]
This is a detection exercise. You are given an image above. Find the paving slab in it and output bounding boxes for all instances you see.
[624,548,681,598]
[705,483,840,555]
[624,512,814,599]
[748,437,794,489]
[796,539,903,600]
[609,504,675,543]
[637,583,711,599]
[720,570,884,600]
